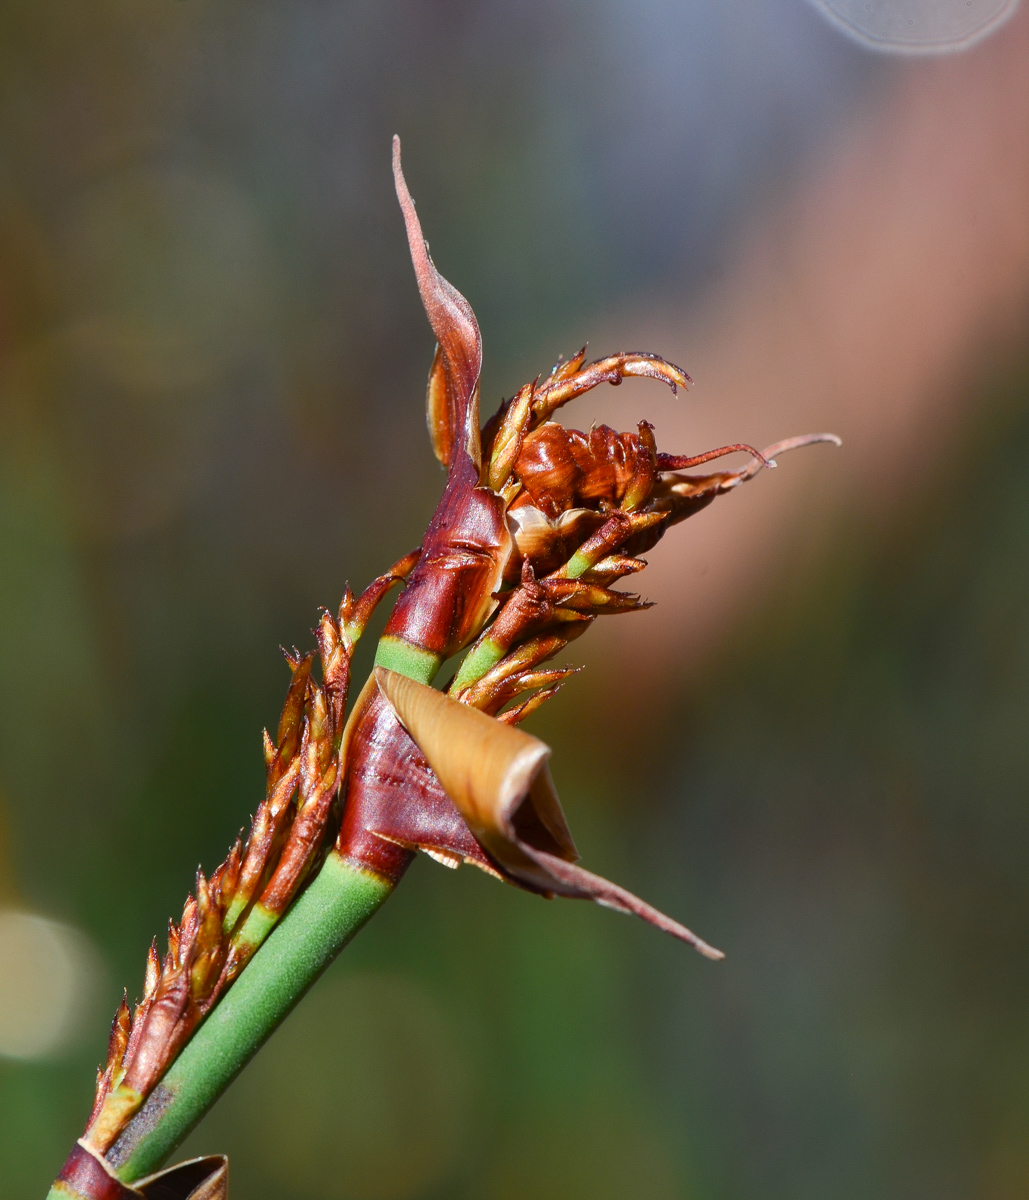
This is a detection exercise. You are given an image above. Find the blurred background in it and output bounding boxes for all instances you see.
[1,1,1029,1196]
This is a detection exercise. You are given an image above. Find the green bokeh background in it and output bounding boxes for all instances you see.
[1,2,1027,1197]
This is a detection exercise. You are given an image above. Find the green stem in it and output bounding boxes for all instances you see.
[373,636,441,683]
[105,851,393,1184]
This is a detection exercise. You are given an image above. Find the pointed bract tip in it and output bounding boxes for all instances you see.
[761,432,842,459]
[391,135,483,472]
[392,136,414,224]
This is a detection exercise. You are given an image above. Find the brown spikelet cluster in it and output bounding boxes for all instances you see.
[445,351,807,723]
[82,558,418,1154]
[334,141,839,948]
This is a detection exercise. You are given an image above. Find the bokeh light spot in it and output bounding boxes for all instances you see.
[0,910,101,1060]
[805,0,1019,53]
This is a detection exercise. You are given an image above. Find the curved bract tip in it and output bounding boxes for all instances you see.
[392,136,482,471]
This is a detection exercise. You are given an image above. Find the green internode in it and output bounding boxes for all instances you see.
[563,548,592,579]
[107,853,393,1183]
[451,637,504,690]
[231,901,278,955]
[374,637,442,683]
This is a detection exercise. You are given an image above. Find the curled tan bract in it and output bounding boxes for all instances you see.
[374,667,724,958]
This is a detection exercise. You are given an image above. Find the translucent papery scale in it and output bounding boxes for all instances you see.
[503,503,606,581]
